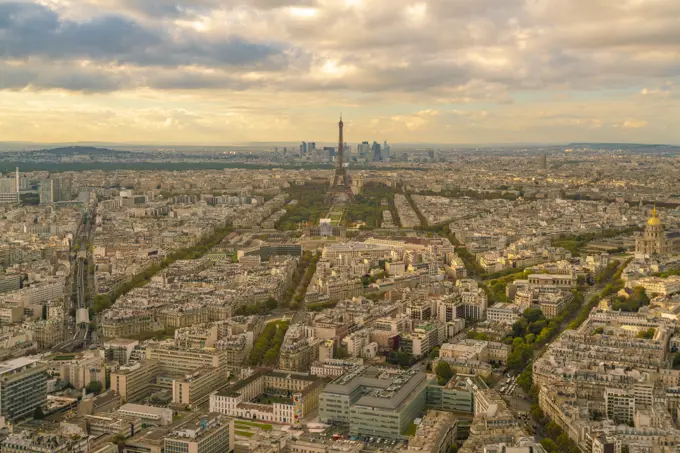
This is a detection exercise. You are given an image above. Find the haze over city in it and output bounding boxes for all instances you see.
[1,0,679,144]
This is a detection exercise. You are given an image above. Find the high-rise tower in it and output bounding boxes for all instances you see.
[325,116,354,204]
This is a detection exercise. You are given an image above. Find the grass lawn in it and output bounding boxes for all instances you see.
[252,394,293,405]
[235,430,254,437]
[235,420,273,431]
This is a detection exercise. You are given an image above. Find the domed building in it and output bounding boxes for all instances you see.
[635,208,670,256]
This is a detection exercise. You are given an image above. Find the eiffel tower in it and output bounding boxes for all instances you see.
[325,115,354,205]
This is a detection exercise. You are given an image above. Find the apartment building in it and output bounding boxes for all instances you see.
[110,360,160,403]
[538,292,572,319]
[605,388,636,425]
[279,326,320,372]
[0,305,23,325]
[102,339,139,365]
[102,312,155,339]
[403,410,457,453]
[172,367,227,407]
[1,431,88,453]
[486,303,520,324]
[342,330,370,358]
[629,276,680,296]
[117,403,173,426]
[164,414,233,453]
[0,357,47,422]
[0,275,21,295]
[319,366,428,439]
[58,352,106,390]
[311,359,364,378]
[147,345,225,375]
[215,334,251,366]
[400,322,446,358]
[30,319,64,348]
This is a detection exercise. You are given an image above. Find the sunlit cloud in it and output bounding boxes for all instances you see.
[621,119,649,129]
[0,0,678,144]
[287,6,318,18]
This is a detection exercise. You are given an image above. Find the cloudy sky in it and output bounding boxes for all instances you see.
[0,0,679,145]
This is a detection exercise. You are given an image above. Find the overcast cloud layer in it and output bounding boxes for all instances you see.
[0,0,679,144]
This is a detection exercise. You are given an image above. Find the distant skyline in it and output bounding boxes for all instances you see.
[1,140,678,150]
[1,0,679,144]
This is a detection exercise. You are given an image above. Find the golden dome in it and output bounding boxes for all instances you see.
[648,207,662,226]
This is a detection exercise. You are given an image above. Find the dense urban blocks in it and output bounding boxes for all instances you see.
[3,145,680,453]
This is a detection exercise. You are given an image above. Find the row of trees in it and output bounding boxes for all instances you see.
[94,225,234,313]
[308,301,338,312]
[281,251,315,308]
[466,331,490,341]
[487,270,532,303]
[551,227,641,256]
[637,327,656,339]
[275,183,328,230]
[435,361,454,385]
[505,307,549,372]
[293,252,321,309]
[248,321,290,366]
[595,260,621,283]
[567,259,628,330]
[411,187,523,202]
[386,351,416,367]
[518,260,629,447]
[673,354,680,369]
[343,182,400,229]
[531,406,580,453]
[234,298,279,316]
[612,286,650,312]
[506,291,586,392]
[428,224,486,277]
[344,197,383,229]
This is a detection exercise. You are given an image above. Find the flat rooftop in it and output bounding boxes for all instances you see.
[0,356,39,375]
[324,366,428,410]
[119,403,171,417]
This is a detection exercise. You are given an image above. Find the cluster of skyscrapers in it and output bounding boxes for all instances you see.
[0,167,73,205]
[357,140,391,162]
[0,168,22,204]
[276,140,391,163]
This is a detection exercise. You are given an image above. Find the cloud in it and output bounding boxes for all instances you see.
[3,0,680,96]
[0,0,679,143]
[0,2,288,69]
[621,119,649,129]
[0,60,132,92]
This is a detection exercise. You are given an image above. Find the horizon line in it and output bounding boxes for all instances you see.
[1,140,677,148]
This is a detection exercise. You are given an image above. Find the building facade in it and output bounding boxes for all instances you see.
[164,414,233,453]
[0,357,47,422]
